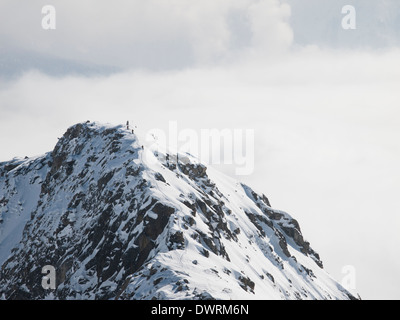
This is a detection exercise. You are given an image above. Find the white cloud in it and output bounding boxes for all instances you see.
[247,0,293,54]
[0,0,295,69]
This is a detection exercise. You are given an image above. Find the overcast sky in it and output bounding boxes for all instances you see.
[1,0,400,299]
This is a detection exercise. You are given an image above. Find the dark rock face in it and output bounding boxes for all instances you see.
[241,183,323,268]
[238,276,255,293]
[178,162,207,181]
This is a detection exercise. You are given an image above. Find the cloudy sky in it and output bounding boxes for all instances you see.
[1,0,400,299]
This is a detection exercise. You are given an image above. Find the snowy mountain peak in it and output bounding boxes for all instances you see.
[0,121,356,299]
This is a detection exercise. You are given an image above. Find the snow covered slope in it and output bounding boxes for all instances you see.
[0,122,356,300]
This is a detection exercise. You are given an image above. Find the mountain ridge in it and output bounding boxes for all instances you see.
[0,121,356,300]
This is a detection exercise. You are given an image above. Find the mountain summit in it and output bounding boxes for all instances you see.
[0,122,356,299]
